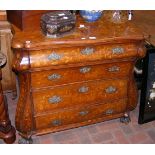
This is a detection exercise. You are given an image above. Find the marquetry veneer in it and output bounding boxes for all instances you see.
[11,16,146,143]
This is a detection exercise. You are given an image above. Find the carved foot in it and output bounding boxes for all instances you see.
[0,124,16,144]
[4,133,16,144]
[18,137,33,144]
[120,113,131,124]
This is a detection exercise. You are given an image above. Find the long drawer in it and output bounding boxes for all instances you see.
[35,99,127,130]
[33,79,128,114]
[31,61,132,88]
[29,43,138,68]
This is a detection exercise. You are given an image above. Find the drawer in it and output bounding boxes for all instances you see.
[29,43,138,68]
[33,79,128,114]
[35,99,127,130]
[31,61,132,88]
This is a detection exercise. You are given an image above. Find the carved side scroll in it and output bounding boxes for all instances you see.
[15,73,33,138]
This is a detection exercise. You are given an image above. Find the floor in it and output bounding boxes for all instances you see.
[1,10,155,144]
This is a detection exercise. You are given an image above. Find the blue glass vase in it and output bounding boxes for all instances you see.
[79,10,103,22]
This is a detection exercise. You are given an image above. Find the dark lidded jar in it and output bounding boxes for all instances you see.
[40,11,76,38]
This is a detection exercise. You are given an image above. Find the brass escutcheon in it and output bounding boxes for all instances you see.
[79,86,89,93]
[48,73,61,80]
[48,52,63,60]
[79,111,89,116]
[112,47,124,54]
[105,109,113,115]
[81,47,94,55]
[48,95,62,104]
[108,66,120,72]
[80,67,91,73]
[52,120,61,126]
[105,86,117,94]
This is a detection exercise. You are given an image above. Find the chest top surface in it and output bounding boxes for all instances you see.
[11,16,147,50]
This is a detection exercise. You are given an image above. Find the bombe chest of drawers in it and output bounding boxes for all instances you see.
[12,17,146,143]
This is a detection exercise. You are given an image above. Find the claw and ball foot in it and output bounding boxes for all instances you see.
[120,113,131,124]
[18,137,33,144]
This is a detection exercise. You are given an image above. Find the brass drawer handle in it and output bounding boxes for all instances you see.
[48,95,62,104]
[112,47,124,54]
[80,67,91,73]
[105,86,117,94]
[48,73,61,80]
[48,52,63,60]
[108,66,120,72]
[79,111,89,116]
[105,109,113,115]
[52,119,62,126]
[81,47,94,55]
[79,86,89,93]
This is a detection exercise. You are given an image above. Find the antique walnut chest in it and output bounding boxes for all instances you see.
[11,16,146,143]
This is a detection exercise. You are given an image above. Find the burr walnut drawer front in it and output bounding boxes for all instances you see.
[33,79,128,114]
[31,61,132,88]
[29,43,138,68]
[35,99,127,130]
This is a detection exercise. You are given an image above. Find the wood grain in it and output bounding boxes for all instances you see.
[11,15,146,140]
[33,78,128,114]
[35,99,127,130]
[31,61,132,88]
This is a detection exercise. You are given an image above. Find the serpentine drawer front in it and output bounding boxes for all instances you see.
[31,61,132,89]
[33,78,128,114]
[35,99,127,130]
[12,17,146,142]
[29,44,138,68]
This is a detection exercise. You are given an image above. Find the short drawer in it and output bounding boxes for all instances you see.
[29,43,138,68]
[35,99,127,130]
[31,61,132,88]
[33,79,128,114]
